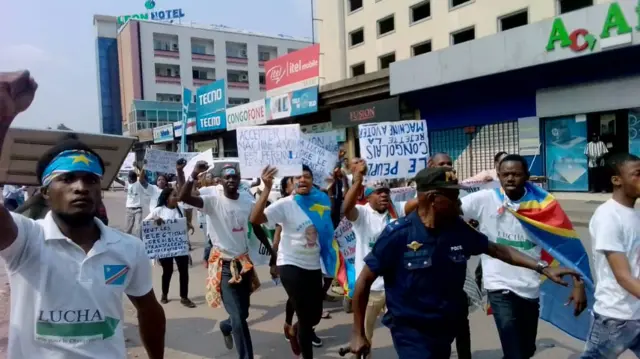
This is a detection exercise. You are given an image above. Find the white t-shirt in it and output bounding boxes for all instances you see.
[125,182,146,208]
[351,203,405,292]
[146,185,163,213]
[461,189,542,299]
[199,191,255,259]
[590,199,640,320]
[144,206,184,221]
[264,196,321,270]
[0,212,152,359]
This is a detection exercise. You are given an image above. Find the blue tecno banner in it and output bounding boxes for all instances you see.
[196,79,226,133]
[266,86,318,121]
[544,116,588,191]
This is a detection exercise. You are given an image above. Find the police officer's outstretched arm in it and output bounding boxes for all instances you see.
[485,241,581,285]
[0,70,37,251]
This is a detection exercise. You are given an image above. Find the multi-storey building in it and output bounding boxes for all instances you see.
[94,15,123,135]
[93,15,310,137]
[317,0,605,84]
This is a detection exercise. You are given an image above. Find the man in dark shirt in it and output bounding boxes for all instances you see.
[348,167,581,358]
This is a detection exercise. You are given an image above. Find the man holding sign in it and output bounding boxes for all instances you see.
[178,161,274,359]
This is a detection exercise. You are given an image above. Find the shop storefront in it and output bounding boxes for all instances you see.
[152,123,175,151]
[390,0,640,191]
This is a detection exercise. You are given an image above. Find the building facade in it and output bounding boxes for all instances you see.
[115,19,311,136]
[317,0,610,85]
[94,15,123,135]
[389,0,640,192]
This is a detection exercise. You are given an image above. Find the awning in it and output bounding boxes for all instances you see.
[0,128,136,189]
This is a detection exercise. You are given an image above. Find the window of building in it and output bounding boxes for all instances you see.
[378,52,395,70]
[350,28,364,47]
[351,63,365,77]
[259,72,266,85]
[450,0,473,9]
[410,1,431,24]
[156,93,182,102]
[559,0,593,14]
[377,15,395,37]
[191,44,206,54]
[288,48,297,53]
[499,9,528,31]
[227,70,249,83]
[349,0,363,12]
[412,41,432,56]
[228,98,250,107]
[192,69,214,80]
[451,26,475,45]
[259,51,271,61]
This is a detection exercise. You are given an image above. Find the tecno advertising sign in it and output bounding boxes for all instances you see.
[265,44,320,96]
[117,0,185,27]
[196,79,227,133]
[226,99,268,131]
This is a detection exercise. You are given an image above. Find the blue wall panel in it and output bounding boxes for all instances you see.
[97,37,123,135]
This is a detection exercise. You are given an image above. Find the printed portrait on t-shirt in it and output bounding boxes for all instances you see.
[228,209,245,233]
[304,225,318,248]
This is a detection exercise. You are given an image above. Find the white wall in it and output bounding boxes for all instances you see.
[318,0,613,84]
[137,21,311,103]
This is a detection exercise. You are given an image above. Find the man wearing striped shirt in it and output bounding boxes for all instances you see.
[585,134,609,193]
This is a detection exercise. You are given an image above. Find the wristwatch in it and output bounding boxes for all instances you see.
[535,260,549,274]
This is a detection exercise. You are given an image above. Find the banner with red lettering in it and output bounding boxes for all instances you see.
[226,99,268,131]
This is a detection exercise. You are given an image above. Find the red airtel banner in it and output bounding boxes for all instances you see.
[265,44,319,92]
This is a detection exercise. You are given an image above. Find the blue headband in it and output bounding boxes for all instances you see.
[222,167,237,176]
[41,150,104,186]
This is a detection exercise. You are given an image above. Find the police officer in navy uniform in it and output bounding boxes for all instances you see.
[348,167,581,358]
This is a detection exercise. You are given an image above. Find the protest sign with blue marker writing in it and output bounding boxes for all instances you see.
[357,120,430,181]
[196,79,227,133]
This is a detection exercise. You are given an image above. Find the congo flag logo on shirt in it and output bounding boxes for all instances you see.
[104,265,129,286]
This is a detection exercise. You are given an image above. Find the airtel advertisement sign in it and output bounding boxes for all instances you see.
[265,44,319,93]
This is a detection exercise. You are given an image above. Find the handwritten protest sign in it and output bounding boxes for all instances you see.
[236,124,302,178]
[358,120,429,181]
[144,149,198,174]
[120,152,136,172]
[184,149,215,176]
[302,131,340,153]
[142,218,189,260]
[297,138,337,186]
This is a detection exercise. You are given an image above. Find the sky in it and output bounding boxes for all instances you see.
[0,0,312,133]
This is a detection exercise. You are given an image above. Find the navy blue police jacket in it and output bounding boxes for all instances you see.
[364,211,489,329]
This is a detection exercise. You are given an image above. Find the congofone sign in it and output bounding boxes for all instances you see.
[226,99,268,131]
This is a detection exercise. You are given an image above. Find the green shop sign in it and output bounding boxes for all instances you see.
[117,0,185,26]
[546,2,638,53]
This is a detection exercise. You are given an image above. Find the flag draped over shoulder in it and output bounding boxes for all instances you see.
[294,188,340,279]
[494,183,595,341]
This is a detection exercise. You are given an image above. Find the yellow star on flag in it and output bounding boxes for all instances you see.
[71,154,91,166]
[309,203,331,218]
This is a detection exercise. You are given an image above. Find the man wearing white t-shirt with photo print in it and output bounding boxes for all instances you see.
[582,153,640,358]
[342,159,404,358]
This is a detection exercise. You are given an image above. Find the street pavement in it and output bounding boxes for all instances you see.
[0,191,637,358]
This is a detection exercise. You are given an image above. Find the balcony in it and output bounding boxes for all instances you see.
[260,84,266,91]
[191,38,215,62]
[193,67,215,87]
[227,70,249,89]
[226,41,248,65]
[155,63,181,85]
[153,33,180,58]
[193,78,215,86]
[258,45,277,67]
[259,72,266,90]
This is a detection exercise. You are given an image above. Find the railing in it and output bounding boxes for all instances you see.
[228,81,249,89]
[154,49,179,58]
[192,53,215,62]
[155,75,181,84]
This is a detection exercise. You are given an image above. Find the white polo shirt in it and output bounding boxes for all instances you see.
[0,212,152,359]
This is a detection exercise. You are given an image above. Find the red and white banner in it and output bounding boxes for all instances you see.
[265,44,319,96]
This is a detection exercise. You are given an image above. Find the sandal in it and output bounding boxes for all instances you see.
[284,322,301,356]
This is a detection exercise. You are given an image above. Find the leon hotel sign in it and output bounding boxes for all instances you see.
[546,2,639,53]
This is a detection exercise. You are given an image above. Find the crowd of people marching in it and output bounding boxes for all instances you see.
[2,70,640,359]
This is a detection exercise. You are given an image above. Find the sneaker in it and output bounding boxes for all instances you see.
[160,295,168,304]
[311,329,323,347]
[180,298,196,308]
[222,333,234,350]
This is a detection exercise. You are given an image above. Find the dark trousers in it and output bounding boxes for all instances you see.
[390,321,455,358]
[219,261,254,359]
[279,265,323,359]
[455,297,471,359]
[488,290,540,359]
[159,255,189,298]
[588,167,605,192]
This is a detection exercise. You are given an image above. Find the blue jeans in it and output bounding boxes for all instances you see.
[581,312,640,359]
[219,261,254,359]
[487,290,540,359]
